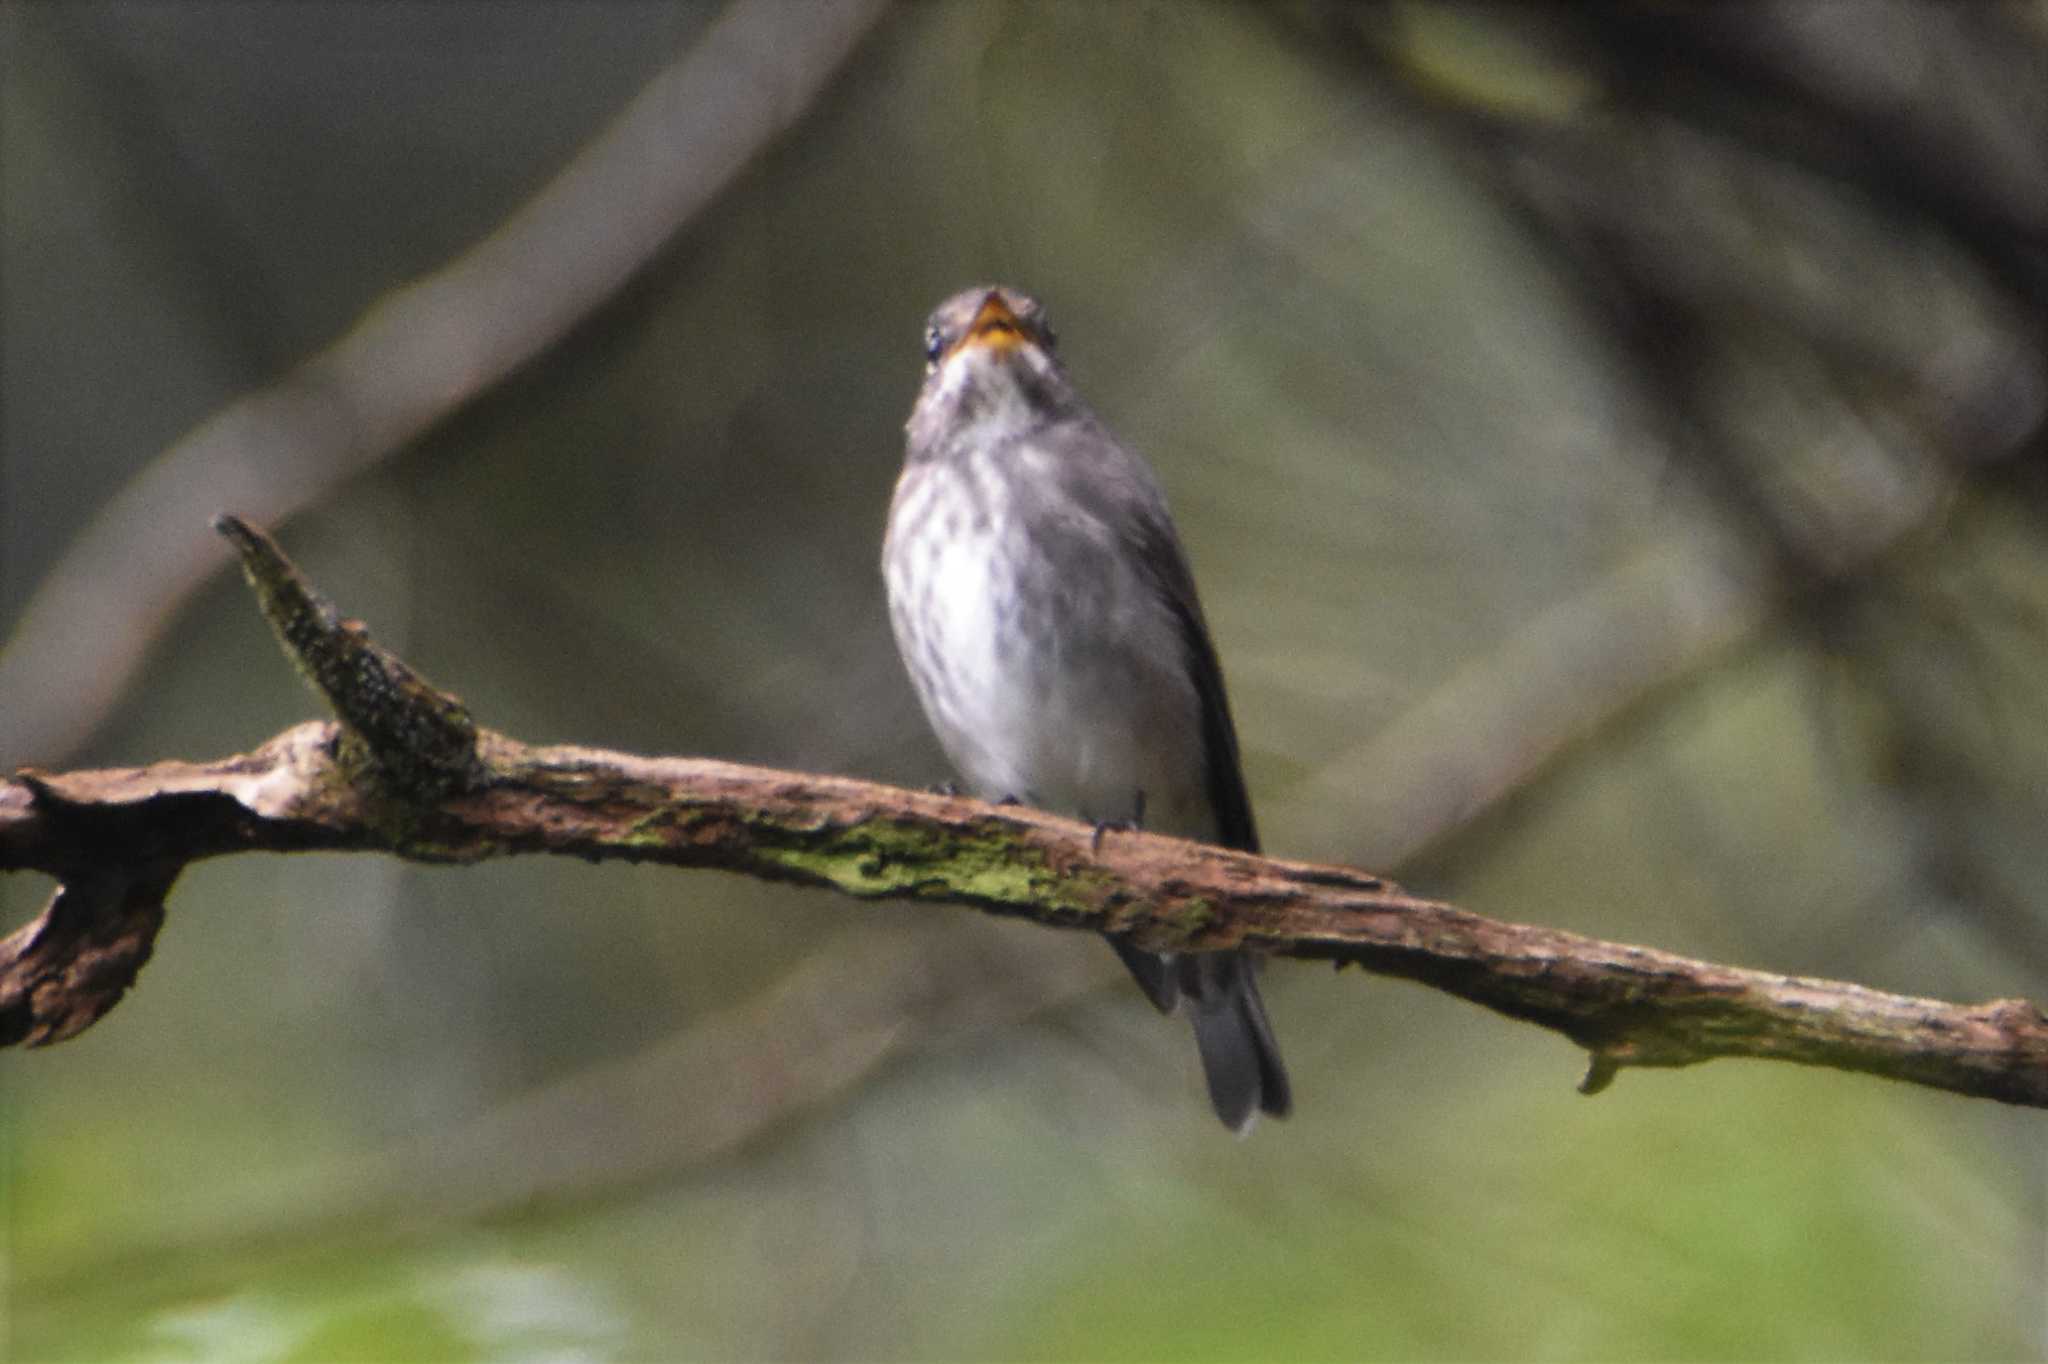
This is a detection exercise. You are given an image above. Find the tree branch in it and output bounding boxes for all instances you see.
[4,518,2045,1110]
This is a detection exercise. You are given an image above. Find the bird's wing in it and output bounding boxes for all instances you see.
[1037,416,1261,856]
[1136,517,1261,855]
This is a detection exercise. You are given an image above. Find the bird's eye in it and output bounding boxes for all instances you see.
[1037,318,1058,353]
[923,326,945,366]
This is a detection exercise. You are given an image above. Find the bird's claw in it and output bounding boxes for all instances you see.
[1091,791,1147,855]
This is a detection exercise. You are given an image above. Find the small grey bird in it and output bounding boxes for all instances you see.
[883,285,1291,1132]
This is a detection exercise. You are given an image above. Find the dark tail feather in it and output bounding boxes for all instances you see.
[1107,939,1291,1131]
[1107,936,1179,1013]
[1185,952,1292,1133]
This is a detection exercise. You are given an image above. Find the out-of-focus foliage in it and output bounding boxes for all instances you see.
[4,1,2046,1358]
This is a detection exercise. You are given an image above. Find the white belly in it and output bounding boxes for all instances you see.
[886,460,1214,839]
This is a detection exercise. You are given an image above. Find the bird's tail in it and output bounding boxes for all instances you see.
[1184,951,1292,1134]
[1110,939,1292,1132]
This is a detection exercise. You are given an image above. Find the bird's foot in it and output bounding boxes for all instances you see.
[1091,790,1147,855]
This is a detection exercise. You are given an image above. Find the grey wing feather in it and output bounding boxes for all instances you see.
[1123,477,1290,1123]
[1039,417,1290,1127]
[1039,417,1260,853]
[1144,538,1259,855]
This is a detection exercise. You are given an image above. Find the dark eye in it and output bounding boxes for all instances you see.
[1037,317,1057,353]
[923,325,945,366]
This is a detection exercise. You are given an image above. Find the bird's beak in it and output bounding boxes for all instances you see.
[952,291,1032,360]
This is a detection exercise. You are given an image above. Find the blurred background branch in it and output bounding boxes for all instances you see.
[0,0,888,768]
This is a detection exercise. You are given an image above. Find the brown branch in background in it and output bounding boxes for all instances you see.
[0,0,891,769]
[2,516,2044,1108]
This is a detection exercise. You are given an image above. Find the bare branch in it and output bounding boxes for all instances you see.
[3,518,2045,1111]
[214,513,482,798]
[0,859,172,1047]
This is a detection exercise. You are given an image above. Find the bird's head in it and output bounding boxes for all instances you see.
[907,286,1072,453]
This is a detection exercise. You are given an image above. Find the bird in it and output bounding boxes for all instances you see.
[882,284,1291,1132]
